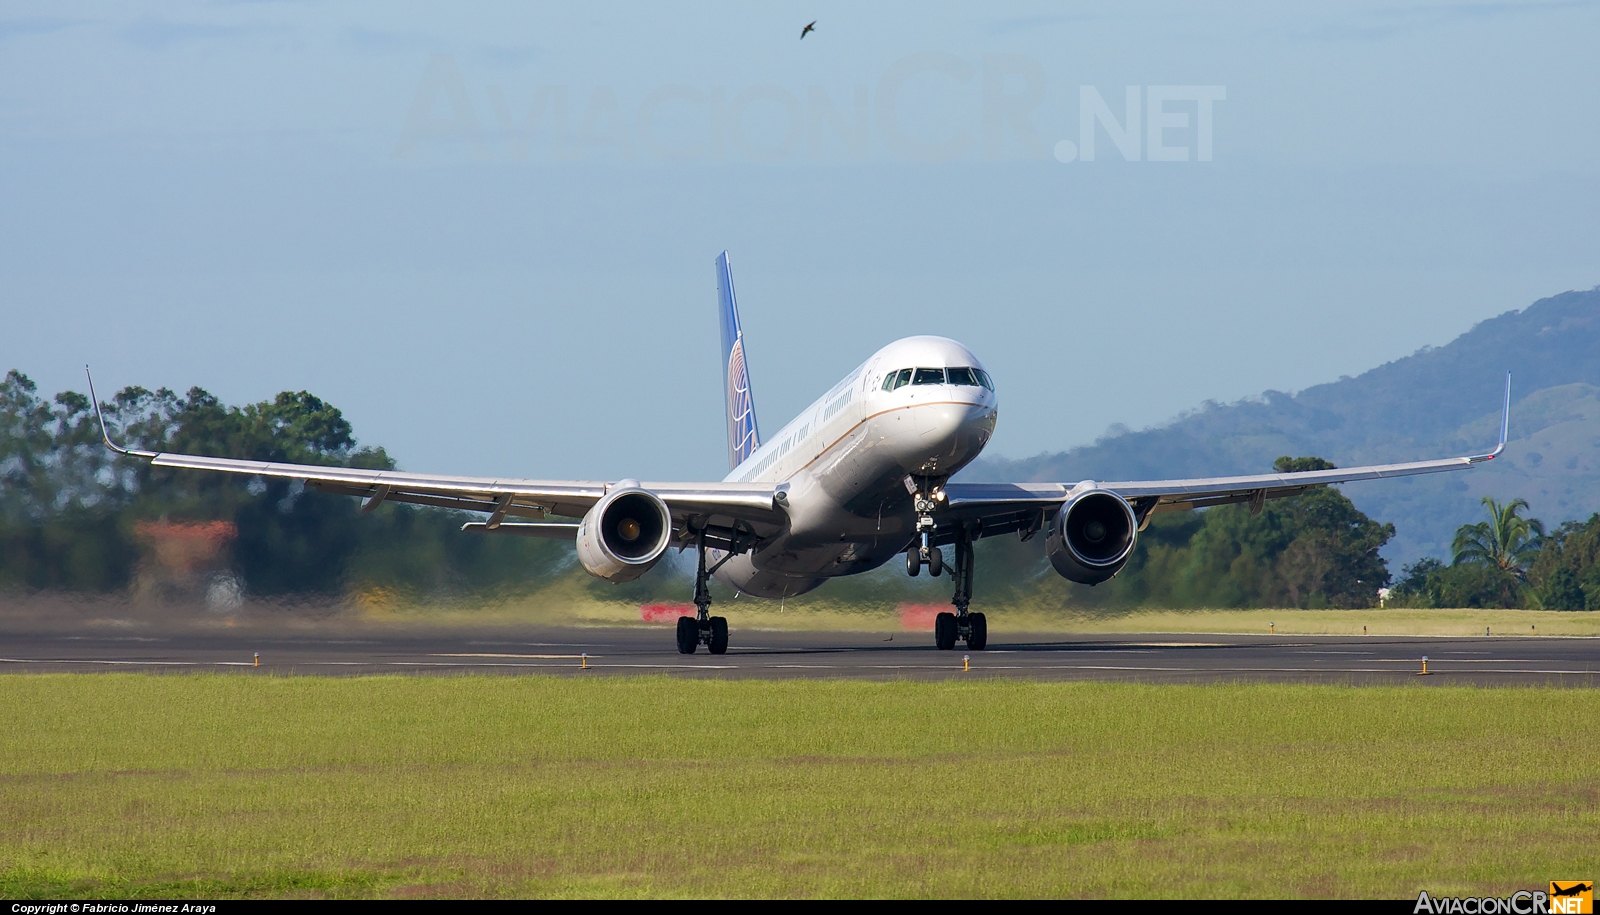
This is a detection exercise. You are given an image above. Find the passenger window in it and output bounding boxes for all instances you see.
[913,368,945,385]
[891,368,912,390]
[946,367,978,387]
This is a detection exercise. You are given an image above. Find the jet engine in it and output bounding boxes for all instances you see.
[1044,489,1138,585]
[575,484,672,583]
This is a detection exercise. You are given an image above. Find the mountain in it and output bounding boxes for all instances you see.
[959,288,1600,565]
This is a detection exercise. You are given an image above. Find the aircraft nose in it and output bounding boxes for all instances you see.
[917,399,997,441]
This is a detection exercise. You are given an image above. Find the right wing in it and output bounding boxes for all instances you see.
[130,451,786,548]
[87,373,786,552]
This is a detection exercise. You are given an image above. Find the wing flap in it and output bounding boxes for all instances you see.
[461,521,581,539]
[151,452,606,501]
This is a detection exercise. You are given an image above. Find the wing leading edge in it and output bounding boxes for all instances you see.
[941,372,1512,540]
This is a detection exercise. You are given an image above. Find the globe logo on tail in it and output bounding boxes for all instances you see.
[727,336,759,467]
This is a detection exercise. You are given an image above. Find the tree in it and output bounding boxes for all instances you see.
[1273,456,1336,474]
[1527,514,1600,610]
[1535,566,1586,611]
[1388,556,1523,609]
[1113,456,1394,609]
[1392,497,1551,609]
[1451,497,1544,579]
[1389,558,1445,606]
[0,372,141,590]
[1,368,572,600]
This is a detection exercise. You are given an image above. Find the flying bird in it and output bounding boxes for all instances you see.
[800,20,816,39]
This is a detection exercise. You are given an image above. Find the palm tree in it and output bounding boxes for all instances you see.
[1451,497,1545,579]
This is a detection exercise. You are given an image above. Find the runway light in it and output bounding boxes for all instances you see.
[1269,622,1274,634]
[963,654,970,672]
[1363,625,1367,636]
[1418,655,1431,676]
[581,653,588,670]
[253,652,259,668]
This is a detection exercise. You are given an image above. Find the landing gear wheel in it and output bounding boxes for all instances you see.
[966,612,987,650]
[708,616,729,655]
[934,612,958,650]
[906,549,922,577]
[927,547,943,577]
[676,615,698,654]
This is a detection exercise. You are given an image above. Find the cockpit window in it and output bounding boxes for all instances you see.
[884,367,990,391]
[945,367,978,387]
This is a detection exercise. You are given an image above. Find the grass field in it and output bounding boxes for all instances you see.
[2,675,1595,899]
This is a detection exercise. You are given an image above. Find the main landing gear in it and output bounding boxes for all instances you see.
[678,528,731,655]
[934,529,986,651]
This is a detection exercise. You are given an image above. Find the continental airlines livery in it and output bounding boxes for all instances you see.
[91,252,1511,655]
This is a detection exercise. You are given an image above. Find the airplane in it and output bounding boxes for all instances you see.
[90,251,1512,655]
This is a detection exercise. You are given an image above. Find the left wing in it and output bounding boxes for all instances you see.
[87,373,785,552]
[936,372,1512,543]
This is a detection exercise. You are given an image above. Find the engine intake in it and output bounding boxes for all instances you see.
[1045,489,1138,585]
[575,484,672,583]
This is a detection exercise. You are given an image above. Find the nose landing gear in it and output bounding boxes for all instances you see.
[905,534,944,577]
[906,478,947,578]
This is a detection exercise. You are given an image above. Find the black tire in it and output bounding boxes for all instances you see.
[927,547,943,577]
[967,612,988,650]
[708,616,729,655]
[676,615,698,654]
[934,612,957,650]
[906,549,921,577]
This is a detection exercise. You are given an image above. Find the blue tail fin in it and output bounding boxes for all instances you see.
[717,251,761,470]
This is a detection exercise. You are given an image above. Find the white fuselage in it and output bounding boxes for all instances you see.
[713,336,998,598]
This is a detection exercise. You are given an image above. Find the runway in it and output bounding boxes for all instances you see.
[3,626,1598,685]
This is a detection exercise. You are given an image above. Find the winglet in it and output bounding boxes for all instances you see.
[84,366,156,459]
[1470,371,1511,463]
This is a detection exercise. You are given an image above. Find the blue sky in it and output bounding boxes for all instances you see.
[2,1,1596,480]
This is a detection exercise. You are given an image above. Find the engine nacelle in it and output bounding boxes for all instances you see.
[1045,489,1138,585]
[575,483,672,583]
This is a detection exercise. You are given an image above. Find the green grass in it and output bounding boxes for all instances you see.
[2,675,1595,898]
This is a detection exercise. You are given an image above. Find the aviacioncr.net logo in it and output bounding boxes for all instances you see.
[1414,883,1592,915]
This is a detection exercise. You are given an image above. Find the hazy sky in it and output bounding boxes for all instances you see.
[3,1,1597,481]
